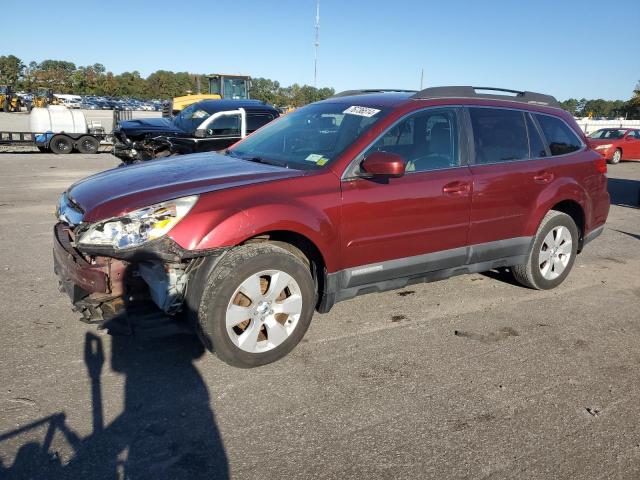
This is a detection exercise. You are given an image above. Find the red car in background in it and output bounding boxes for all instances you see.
[587,128,640,164]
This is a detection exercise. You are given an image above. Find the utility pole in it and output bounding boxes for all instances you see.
[420,68,424,90]
[314,0,320,88]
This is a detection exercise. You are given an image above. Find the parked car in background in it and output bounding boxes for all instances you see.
[112,99,279,163]
[587,128,640,164]
[54,86,609,367]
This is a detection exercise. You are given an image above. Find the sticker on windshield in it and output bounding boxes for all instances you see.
[343,106,380,117]
[305,153,324,162]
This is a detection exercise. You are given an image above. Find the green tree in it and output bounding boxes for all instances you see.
[0,55,24,85]
[34,60,76,92]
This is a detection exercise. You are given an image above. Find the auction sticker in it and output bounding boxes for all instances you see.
[343,106,381,117]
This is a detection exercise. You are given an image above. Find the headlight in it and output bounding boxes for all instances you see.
[594,144,613,150]
[77,195,198,250]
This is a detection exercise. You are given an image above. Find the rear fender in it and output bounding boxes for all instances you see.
[525,179,589,237]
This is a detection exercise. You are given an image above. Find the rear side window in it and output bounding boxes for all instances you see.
[469,108,529,164]
[534,114,582,156]
[247,113,275,132]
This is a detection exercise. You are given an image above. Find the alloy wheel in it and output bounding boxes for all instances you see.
[539,226,572,280]
[225,270,303,353]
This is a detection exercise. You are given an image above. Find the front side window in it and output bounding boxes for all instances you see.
[229,102,389,170]
[535,114,582,156]
[366,108,459,172]
[174,103,213,131]
[206,115,240,136]
[627,130,640,139]
[470,108,529,164]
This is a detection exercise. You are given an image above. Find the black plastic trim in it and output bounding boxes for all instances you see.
[319,237,533,311]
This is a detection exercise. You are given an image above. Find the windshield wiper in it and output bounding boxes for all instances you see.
[240,156,289,168]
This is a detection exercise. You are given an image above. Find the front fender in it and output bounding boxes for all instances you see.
[171,201,339,272]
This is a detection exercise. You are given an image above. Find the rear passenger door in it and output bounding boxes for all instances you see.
[466,107,557,260]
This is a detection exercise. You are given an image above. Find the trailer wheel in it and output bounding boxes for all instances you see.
[76,136,100,154]
[49,135,74,154]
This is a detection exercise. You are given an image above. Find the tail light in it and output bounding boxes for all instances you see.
[594,157,607,174]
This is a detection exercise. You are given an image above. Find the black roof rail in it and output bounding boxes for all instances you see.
[411,86,560,107]
[331,89,417,98]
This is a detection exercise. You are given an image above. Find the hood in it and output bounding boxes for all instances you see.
[117,117,183,137]
[67,152,305,223]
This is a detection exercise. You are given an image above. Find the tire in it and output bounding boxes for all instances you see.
[512,211,579,290]
[76,135,100,154]
[2,99,9,113]
[49,135,73,155]
[194,243,315,368]
[609,149,622,164]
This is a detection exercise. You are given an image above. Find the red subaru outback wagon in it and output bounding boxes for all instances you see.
[54,86,610,367]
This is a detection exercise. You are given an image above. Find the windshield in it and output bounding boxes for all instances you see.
[173,103,213,131]
[229,102,389,169]
[588,129,626,139]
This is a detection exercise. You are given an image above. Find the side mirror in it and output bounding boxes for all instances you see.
[625,136,633,141]
[360,151,406,178]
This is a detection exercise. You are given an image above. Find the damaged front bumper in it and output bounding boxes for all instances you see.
[53,222,225,323]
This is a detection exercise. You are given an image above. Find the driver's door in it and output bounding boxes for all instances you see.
[340,107,472,282]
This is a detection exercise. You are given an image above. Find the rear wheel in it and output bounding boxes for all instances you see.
[195,243,315,368]
[610,148,622,164]
[49,135,73,154]
[512,211,578,290]
[76,135,100,154]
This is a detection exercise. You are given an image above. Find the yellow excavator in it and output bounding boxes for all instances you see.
[162,74,251,117]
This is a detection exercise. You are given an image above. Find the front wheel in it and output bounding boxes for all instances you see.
[195,243,315,368]
[609,148,622,164]
[512,211,578,290]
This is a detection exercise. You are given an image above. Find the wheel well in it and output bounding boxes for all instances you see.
[550,200,585,250]
[241,231,327,308]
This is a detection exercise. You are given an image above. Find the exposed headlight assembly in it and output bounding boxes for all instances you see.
[77,195,198,250]
[594,144,613,150]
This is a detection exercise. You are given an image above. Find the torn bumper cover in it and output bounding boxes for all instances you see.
[53,222,226,322]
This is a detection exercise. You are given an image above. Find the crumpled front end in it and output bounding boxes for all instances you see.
[52,193,224,323]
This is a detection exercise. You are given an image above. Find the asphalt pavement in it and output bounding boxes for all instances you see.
[0,152,639,479]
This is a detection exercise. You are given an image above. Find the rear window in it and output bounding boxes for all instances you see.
[535,114,583,156]
[469,108,529,164]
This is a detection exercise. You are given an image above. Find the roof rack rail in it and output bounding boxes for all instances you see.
[331,89,417,98]
[411,86,560,107]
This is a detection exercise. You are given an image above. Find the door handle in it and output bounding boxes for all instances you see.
[533,171,554,184]
[443,181,471,195]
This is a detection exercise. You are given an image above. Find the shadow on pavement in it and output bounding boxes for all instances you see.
[608,177,640,209]
[0,258,229,480]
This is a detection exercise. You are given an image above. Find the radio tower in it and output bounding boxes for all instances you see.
[314,0,320,87]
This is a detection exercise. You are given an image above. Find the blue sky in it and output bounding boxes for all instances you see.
[3,0,639,100]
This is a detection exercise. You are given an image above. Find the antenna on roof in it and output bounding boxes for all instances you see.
[314,0,320,88]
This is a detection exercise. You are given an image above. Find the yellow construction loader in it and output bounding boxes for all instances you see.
[0,85,22,112]
[162,74,251,117]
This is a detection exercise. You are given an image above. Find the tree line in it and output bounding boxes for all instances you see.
[1,54,638,114]
[559,88,640,119]
[0,55,335,106]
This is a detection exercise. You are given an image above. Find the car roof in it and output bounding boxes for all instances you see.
[196,99,278,113]
[321,87,562,113]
